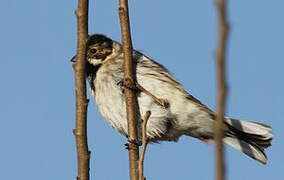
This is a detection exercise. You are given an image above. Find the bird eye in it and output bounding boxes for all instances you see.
[90,49,97,54]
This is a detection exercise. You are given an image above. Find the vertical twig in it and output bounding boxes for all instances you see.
[118,0,140,180]
[214,0,230,180]
[138,111,151,180]
[73,0,90,180]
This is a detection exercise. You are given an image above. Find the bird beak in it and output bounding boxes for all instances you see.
[70,55,77,62]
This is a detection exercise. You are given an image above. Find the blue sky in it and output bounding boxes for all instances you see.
[0,0,283,179]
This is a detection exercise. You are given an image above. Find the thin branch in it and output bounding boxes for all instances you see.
[138,111,151,180]
[118,0,140,180]
[214,0,230,180]
[73,0,90,180]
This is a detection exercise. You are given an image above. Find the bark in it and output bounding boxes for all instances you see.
[118,0,140,180]
[214,0,230,180]
[73,0,90,179]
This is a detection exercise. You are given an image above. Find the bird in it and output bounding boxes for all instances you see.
[72,34,273,164]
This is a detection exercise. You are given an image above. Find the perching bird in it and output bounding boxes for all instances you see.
[72,34,273,164]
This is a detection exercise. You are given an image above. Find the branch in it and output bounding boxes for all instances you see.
[214,0,230,180]
[138,111,151,180]
[73,0,90,180]
[118,0,140,180]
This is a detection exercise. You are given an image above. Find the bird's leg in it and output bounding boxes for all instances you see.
[135,83,170,108]
[117,78,170,108]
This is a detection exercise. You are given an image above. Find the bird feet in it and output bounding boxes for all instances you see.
[117,77,138,90]
[117,77,170,108]
[124,139,142,150]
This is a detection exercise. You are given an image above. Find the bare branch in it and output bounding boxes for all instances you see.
[214,0,230,180]
[73,0,90,180]
[138,111,151,180]
[118,0,140,180]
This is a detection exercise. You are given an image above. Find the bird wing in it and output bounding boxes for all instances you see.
[135,52,215,116]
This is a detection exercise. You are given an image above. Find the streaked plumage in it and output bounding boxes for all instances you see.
[75,34,273,164]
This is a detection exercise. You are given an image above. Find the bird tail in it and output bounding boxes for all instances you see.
[223,118,273,164]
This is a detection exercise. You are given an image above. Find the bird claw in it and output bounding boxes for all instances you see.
[117,77,139,91]
[124,143,130,150]
[124,139,142,150]
[117,78,170,108]
[129,139,142,146]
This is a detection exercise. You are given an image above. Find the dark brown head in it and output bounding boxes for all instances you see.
[86,34,113,66]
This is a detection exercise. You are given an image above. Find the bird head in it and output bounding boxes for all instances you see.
[86,34,114,66]
[71,34,120,66]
